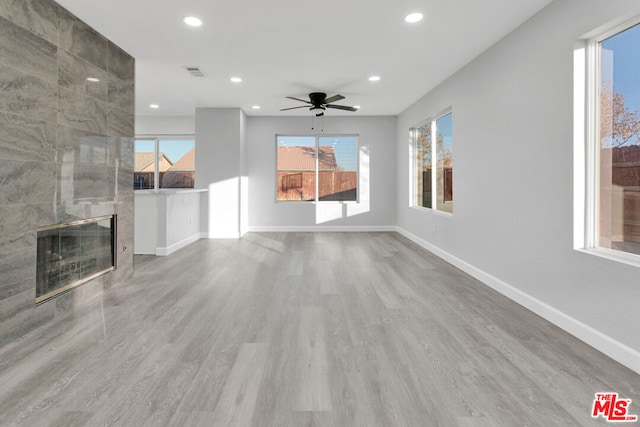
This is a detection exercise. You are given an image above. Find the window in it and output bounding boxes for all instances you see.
[412,112,453,213]
[276,135,358,202]
[134,138,195,190]
[590,21,640,258]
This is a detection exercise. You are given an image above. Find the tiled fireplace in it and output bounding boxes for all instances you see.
[0,0,134,347]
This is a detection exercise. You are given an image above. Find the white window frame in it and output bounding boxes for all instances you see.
[275,134,359,203]
[134,135,195,193]
[582,17,640,267]
[410,108,453,215]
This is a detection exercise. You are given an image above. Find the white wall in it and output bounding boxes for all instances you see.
[195,108,244,238]
[397,0,640,372]
[135,115,195,135]
[134,194,158,255]
[247,116,397,230]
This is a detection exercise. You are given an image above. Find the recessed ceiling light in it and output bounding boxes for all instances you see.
[252,105,261,110]
[149,104,159,109]
[230,77,242,83]
[368,76,381,82]
[86,77,100,82]
[183,16,202,27]
[405,12,424,23]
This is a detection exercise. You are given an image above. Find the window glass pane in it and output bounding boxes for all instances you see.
[318,136,357,201]
[414,123,432,208]
[277,136,316,201]
[436,113,453,213]
[134,139,155,190]
[159,140,195,189]
[599,24,640,256]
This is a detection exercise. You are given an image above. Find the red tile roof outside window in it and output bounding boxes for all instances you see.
[277,146,337,171]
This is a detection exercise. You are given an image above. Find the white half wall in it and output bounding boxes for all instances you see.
[396,0,640,373]
[134,190,205,256]
[247,115,397,230]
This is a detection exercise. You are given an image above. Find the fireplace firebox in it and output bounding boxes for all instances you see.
[36,215,116,304]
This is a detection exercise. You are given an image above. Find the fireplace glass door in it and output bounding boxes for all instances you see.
[36,215,116,303]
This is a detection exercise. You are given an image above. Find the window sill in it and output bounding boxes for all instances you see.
[576,247,640,269]
[134,188,207,195]
[275,200,359,204]
[410,205,453,217]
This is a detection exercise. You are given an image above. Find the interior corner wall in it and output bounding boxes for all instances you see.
[0,0,134,347]
[247,115,397,230]
[239,111,249,236]
[396,0,640,373]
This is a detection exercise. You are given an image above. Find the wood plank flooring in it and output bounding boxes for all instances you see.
[0,232,638,426]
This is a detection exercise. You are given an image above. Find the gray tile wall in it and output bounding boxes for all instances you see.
[0,0,134,347]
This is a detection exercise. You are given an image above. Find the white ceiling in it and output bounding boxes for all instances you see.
[55,0,554,118]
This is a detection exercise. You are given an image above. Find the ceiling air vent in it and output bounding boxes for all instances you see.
[184,66,205,77]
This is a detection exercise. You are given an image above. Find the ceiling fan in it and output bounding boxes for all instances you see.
[280,92,358,116]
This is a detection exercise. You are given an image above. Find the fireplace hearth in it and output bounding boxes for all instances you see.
[36,216,116,304]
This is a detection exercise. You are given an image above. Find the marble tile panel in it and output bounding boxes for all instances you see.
[0,289,33,323]
[0,277,33,302]
[107,41,134,82]
[111,136,134,170]
[0,298,54,348]
[0,245,35,289]
[93,165,116,199]
[0,0,59,45]
[54,276,105,315]
[55,202,92,225]
[57,162,90,203]
[0,205,35,253]
[118,180,135,200]
[0,159,56,206]
[58,7,108,71]
[118,169,134,197]
[107,107,134,138]
[119,187,134,201]
[0,15,57,83]
[58,49,108,102]
[108,75,134,114]
[56,125,108,166]
[0,112,56,162]
[0,63,57,123]
[58,87,108,135]
[116,206,132,224]
[84,201,117,219]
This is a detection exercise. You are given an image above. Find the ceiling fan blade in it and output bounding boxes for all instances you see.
[280,105,310,111]
[324,94,345,104]
[286,96,312,104]
[326,104,358,112]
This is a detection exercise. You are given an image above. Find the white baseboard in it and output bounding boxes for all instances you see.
[396,227,640,375]
[248,225,397,233]
[156,233,203,256]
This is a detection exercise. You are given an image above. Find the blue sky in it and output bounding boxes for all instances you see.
[602,22,640,112]
[135,139,195,164]
[436,113,453,158]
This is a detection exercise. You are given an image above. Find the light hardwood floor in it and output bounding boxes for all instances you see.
[0,232,638,426]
